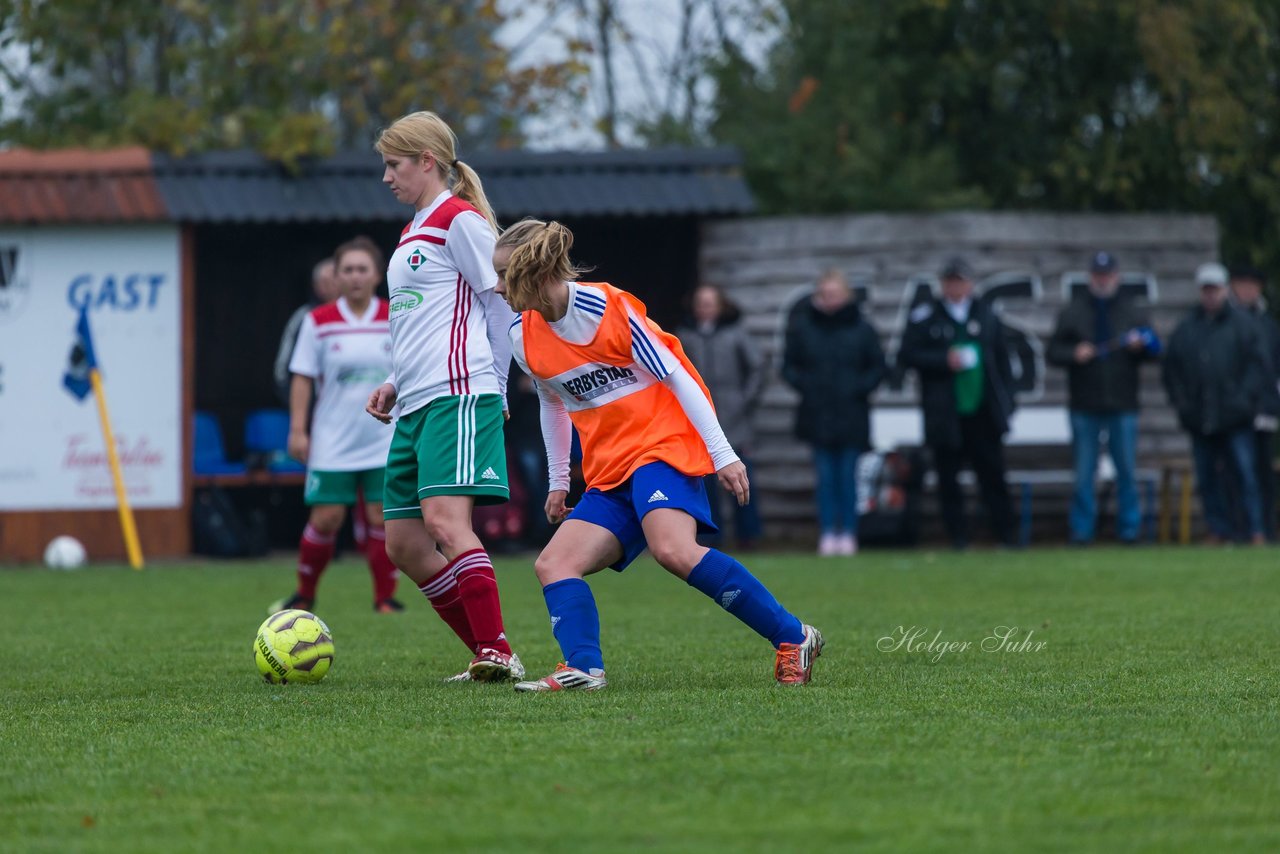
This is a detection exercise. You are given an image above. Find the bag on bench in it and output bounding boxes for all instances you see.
[856,449,925,546]
[192,486,268,557]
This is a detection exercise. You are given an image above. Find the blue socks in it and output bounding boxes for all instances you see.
[686,550,805,648]
[542,578,605,675]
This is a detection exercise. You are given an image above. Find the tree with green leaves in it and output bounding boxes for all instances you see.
[709,0,1280,275]
[0,0,585,162]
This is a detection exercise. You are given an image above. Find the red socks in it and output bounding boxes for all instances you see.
[451,549,512,655]
[418,549,510,655]
[353,492,369,555]
[365,525,398,602]
[296,524,335,600]
[419,562,477,653]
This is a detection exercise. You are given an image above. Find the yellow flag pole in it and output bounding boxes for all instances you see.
[89,368,145,570]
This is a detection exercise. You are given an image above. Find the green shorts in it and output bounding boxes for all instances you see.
[304,468,385,506]
[383,393,509,520]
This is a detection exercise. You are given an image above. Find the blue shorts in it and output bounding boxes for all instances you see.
[569,461,717,571]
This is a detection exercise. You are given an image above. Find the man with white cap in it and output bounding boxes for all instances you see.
[1163,262,1271,544]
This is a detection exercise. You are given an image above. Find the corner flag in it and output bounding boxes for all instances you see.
[62,306,145,569]
[62,305,98,401]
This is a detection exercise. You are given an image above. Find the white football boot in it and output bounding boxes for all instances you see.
[514,663,608,692]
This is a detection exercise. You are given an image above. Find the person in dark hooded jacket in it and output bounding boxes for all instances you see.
[677,285,768,548]
[782,270,886,556]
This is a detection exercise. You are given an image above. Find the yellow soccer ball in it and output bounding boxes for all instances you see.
[254,610,334,684]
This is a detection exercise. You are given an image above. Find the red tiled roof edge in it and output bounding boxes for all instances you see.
[0,146,169,224]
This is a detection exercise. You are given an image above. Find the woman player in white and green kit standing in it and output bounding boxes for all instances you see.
[365,111,523,682]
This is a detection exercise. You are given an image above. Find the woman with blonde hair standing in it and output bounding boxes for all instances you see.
[365,111,522,682]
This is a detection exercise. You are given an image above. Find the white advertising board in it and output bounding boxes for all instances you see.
[0,226,182,510]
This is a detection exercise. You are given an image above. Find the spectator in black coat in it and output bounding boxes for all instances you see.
[1163,262,1270,544]
[782,270,886,556]
[1047,251,1161,545]
[898,258,1017,549]
[1229,265,1280,540]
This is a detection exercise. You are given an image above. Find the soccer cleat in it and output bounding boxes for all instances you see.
[267,592,313,616]
[514,663,608,692]
[466,649,525,683]
[446,652,524,683]
[373,598,405,614]
[774,624,824,686]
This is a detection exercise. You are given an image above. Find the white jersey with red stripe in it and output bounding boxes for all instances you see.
[289,296,393,471]
[386,190,509,416]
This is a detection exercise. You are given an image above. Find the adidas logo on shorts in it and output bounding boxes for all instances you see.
[647,490,669,503]
[480,467,500,481]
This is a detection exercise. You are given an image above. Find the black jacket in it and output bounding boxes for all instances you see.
[1046,292,1157,413]
[1238,303,1280,418]
[1163,303,1270,435]
[781,300,886,449]
[898,297,1017,449]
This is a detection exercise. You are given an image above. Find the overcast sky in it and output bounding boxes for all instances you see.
[0,3,774,152]
[498,0,775,150]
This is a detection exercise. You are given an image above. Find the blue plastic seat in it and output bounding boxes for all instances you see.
[194,411,248,475]
[244,408,306,473]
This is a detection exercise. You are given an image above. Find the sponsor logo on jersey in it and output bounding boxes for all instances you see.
[560,365,638,401]
[388,289,424,319]
[336,366,390,386]
[407,248,426,270]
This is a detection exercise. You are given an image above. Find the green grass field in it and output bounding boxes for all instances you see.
[2,547,1277,852]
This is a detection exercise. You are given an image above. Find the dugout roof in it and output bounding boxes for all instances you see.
[0,146,755,224]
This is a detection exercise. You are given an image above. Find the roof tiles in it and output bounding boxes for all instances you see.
[0,147,167,224]
[0,146,754,224]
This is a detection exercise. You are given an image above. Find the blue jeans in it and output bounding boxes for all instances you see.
[814,446,860,536]
[1191,429,1263,540]
[703,455,764,546]
[1069,411,1140,542]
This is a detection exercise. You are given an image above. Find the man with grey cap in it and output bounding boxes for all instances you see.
[1047,251,1161,545]
[1163,262,1271,544]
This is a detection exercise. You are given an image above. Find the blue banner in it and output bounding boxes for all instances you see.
[62,305,98,401]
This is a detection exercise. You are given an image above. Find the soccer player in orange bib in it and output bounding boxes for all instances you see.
[496,219,824,691]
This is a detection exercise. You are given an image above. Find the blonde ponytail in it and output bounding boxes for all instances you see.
[376,111,498,234]
[450,159,499,235]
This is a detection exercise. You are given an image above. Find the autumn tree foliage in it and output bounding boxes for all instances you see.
[0,0,584,161]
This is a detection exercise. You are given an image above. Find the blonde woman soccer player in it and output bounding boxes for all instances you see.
[271,237,401,616]
[495,219,824,691]
[365,111,522,682]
